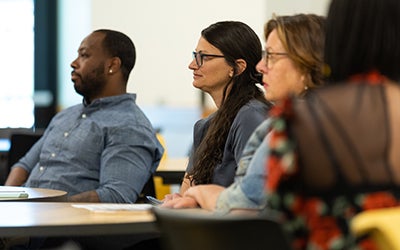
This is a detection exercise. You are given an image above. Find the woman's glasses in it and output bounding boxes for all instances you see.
[192,51,225,67]
[263,51,288,69]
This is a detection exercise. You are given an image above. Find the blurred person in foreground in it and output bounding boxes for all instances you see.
[263,0,400,248]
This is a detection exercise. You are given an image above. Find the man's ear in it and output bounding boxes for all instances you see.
[107,57,122,74]
[234,58,247,76]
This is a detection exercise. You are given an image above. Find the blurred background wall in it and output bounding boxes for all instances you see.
[0,0,330,157]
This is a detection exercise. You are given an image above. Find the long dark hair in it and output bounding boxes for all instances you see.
[188,21,270,185]
[325,0,400,82]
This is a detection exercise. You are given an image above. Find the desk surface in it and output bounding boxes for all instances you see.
[0,202,157,237]
[156,157,188,172]
[0,186,67,202]
[155,158,187,184]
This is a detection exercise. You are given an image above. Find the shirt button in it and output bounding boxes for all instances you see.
[39,166,45,171]
[82,114,87,118]
[64,132,69,137]
[51,153,56,157]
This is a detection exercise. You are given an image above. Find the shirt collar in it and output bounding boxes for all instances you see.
[82,93,136,108]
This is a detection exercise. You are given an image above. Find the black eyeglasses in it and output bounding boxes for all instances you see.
[263,51,288,69]
[192,51,225,67]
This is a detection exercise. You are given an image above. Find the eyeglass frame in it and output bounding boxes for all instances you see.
[192,51,225,67]
[263,51,288,69]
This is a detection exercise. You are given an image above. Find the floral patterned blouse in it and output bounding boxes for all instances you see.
[265,72,400,250]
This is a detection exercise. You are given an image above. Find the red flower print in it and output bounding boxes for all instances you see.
[308,216,342,250]
[361,192,397,210]
[358,238,379,250]
[267,156,284,191]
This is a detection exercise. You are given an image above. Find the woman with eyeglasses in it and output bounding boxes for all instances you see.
[163,21,271,201]
[162,14,326,209]
[263,0,400,248]
[259,14,325,102]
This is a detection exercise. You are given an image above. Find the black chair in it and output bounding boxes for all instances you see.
[0,131,43,185]
[152,207,292,250]
[135,175,156,204]
[7,132,43,169]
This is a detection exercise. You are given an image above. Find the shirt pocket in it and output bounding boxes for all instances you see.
[65,123,103,168]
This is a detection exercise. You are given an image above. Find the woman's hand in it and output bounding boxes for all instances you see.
[161,184,225,211]
[184,185,225,211]
[162,192,182,203]
[161,194,199,208]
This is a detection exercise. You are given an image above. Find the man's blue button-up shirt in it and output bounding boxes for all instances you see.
[15,93,164,203]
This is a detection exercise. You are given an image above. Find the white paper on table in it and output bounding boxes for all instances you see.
[72,203,153,212]
[0,191,29,198]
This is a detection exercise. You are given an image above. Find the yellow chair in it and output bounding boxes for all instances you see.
[156,133,168,163]
[351,207,400,250]
[155,133,171,199]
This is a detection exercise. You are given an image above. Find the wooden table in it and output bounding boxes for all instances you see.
[155,157,187,184]
[0,186,67,202]
[0,202,157,237]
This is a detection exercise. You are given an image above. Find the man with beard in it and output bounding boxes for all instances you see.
[5,29,164,204]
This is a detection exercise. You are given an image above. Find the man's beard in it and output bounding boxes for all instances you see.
[74,65,107,102]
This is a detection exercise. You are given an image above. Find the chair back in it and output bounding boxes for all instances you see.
[0,128,43,185]
[0,131,43,184]
[7,132,43,170]
[135,175,156,203]
[152,207,292,250]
